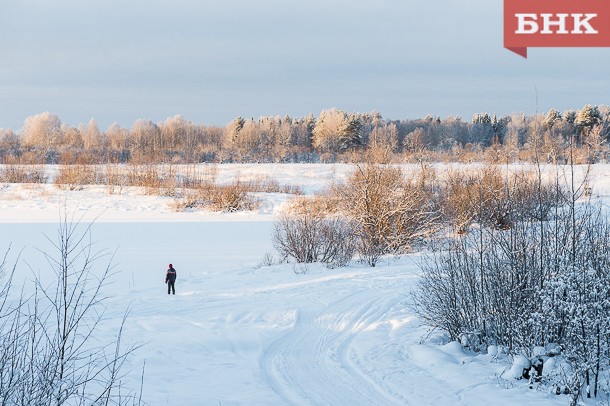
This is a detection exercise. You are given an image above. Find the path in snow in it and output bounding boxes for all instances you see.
[256,264,564,406]
[257,265,478,406]
[261,287,407,405]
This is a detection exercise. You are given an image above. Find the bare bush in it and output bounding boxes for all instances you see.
[0,214,142,405]
[333,163,441,266]
[124,164,179,196]
[440,166,561,233]
[240,175,303,195]
[282,194,339,217]
[104,164,206,196]
[208,183,257,211]
[0,156,47,183]
[105,163,125,194]
[54,164,105,190]
[273,211,355,268]
[173,181,259,212]
[259,252,276,267]
[172,168,301,212]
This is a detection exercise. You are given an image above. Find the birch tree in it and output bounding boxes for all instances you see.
[21,112,63,151]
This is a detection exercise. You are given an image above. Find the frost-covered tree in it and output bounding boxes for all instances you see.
[313,108,346,154]
[224,117,246,159]
[106,122,129,154]
[436,116,468,148]
[469,113,494,146]
[403,127,427,156]
[198,125,224,160]
[130,119,161,160]
[575,104,601,132]
[369,123,398,152]
[234,119,265,161]
[274,116,294,159]
[543,109,562,129]
[226,116,245,140]
[82,118,102,150]
[583,124,607,162]
[160,115,185,150]
[60,124,84,151]
[0,128,20,154]
[20,112,63,150]
[312,109,362,154]
[563,109,577,126]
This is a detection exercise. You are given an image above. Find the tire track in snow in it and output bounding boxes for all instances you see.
[261,288,407,405]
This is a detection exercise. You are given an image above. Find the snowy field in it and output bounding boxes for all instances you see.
[1,163,608,405]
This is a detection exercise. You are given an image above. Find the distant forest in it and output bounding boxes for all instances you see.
[0,105,608,164]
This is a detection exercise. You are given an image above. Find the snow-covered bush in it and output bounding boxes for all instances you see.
[414,166,610,402]
[509,355,531,379]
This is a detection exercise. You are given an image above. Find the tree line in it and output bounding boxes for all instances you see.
[1,105,609,164]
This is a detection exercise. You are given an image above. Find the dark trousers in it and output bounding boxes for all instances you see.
[167,281,175,295]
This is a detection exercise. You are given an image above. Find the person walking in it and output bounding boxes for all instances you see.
[165,263,177,295]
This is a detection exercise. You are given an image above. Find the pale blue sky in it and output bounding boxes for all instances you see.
[1,0,610,130]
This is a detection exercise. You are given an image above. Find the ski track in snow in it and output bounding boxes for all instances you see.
[259,280,482,406]
[261,287,404,405]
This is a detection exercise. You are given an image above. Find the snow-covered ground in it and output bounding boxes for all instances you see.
[1,163,607,405]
